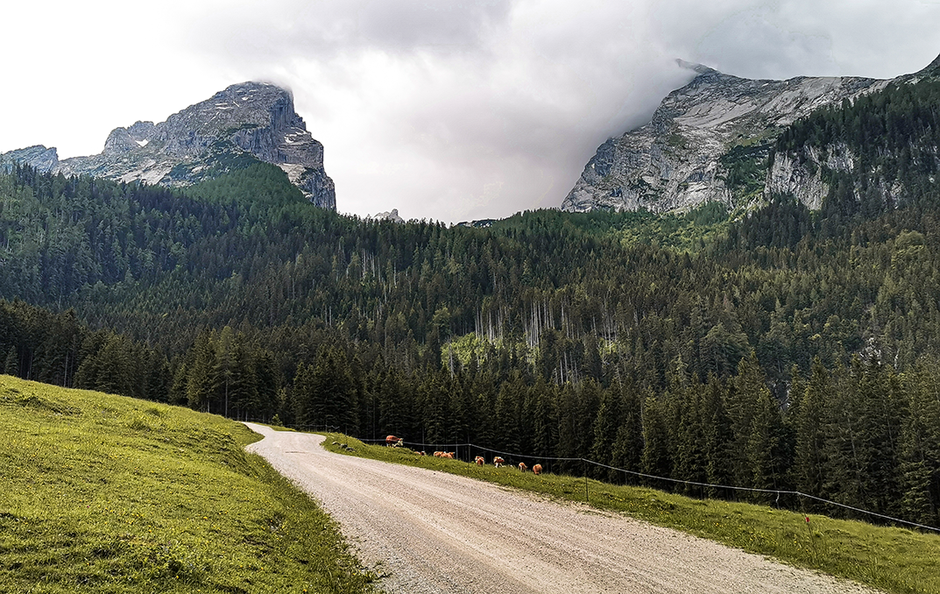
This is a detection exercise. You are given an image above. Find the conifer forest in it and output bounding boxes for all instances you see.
[2,78,940,528]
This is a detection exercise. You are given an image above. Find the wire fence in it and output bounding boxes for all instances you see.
[354,436,940,534]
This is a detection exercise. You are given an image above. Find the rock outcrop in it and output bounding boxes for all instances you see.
[562,61,893,214]
[0,145,59,173]
[369,209,405,223]
[5,82,335,209]
[761,57,940,210]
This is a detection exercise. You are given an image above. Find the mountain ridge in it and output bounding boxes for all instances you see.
[561,55,940,214]
[1,82,336,210]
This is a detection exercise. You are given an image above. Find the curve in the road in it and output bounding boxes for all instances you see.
[244,423,879,594]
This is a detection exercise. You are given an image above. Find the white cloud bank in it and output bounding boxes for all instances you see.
[2,1,939,222]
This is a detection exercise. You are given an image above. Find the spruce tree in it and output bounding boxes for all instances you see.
[186,330,218,413]
[641,394,673,488]
[4,346,18,376]
[591,384,624,479]
[792,359,830,507]
[899,360,940,525]
[702,375,734,498]
[610,382,645,482]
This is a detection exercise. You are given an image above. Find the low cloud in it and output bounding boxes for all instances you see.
[3,1,939,222]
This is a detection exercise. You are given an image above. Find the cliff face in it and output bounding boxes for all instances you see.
[0,145,60,172]
[6,82,335,209]
[762,57,940,211]
[562,61,891,214]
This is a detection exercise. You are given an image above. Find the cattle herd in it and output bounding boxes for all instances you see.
[385,436,543,474]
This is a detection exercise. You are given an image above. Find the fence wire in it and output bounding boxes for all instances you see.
[355,436,940,533]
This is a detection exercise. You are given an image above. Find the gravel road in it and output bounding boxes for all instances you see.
[244,423,879,594]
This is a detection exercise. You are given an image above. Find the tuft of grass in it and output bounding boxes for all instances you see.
[322,434,940,594]
[0,376,374,594]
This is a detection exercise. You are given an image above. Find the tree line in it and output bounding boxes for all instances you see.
[1,69,940,529]
[3,295,936,527]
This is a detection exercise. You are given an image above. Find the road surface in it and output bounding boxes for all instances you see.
[244,423,878,594]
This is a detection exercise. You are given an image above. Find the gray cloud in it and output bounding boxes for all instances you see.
[190,0,513,66]
[3,1,939,223]
[177,0,940,222]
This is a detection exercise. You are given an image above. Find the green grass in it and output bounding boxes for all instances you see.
[322,434,940,594]
[0,376,374,594]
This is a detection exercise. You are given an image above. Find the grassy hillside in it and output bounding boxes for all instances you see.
[322,435,940,594]
[0,376,373,594]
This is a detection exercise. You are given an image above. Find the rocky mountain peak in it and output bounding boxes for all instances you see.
[5,82,335,209]
[561,59,892,214]
[675,59,718,76]
[103,121,157,156]
[0,145,59,172]
[919,53,940,77]
[369,208,405,223]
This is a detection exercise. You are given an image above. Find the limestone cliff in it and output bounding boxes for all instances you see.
[6,82,335,209]
[562,61,892,213]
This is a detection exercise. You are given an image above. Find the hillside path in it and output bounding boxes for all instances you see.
[243,424,879,594]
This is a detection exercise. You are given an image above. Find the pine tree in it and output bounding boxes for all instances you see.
[746,385,788,503]
[727,352,766,490]
[528,376,557,461]
[421,371,451,446]
[702,375,734,499]
[610,382,644,482]
[214,326,236,418]
[555,382,580,475]
[673,378,707,496]
[641,394,673,488]
[792,359,830,506]
[494,377,522,453]
[4,346,18,376]
[186,330,218,413]
[899,360,940,525]
[591,384,624,481]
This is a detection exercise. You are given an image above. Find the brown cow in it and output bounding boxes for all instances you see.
[442,452,454,459]
[493,456,505,468]
[386,435,404,447]
[433,451,444,457]
[532,464,542,475]
[518,462,528,472]
[475,456,485,466]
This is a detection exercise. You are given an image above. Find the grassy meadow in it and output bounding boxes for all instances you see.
[0,376,373,594]
[322,434,940,594]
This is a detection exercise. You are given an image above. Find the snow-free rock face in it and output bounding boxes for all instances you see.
[17,82,335,209]
[0,145,60,172]
[761,56,940,210]
[369,208,405,223]
[562,61,890,214]
[765,143,861,211]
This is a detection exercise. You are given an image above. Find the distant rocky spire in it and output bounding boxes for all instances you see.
[5,82,336,210]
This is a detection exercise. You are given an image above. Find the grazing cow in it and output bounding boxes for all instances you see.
[386,435,404,447]
[518,462,528,472]
[433,451,444,457]
[442,452,454,459]
[475,456,485,466]
[532,464,542,475]
[493,456,505,468]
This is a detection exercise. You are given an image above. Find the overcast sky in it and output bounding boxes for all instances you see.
[2,1,939,223]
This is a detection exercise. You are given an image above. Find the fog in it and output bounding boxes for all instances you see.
[2,1,939,222]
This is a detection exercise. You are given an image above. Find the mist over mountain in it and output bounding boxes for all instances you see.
[563,54,940,214]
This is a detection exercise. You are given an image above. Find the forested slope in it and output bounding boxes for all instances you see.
[1,74,939,528]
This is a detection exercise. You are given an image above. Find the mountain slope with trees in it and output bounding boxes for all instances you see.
[1,69,940,528]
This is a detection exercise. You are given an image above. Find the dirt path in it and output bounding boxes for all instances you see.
[244,424,879,594]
